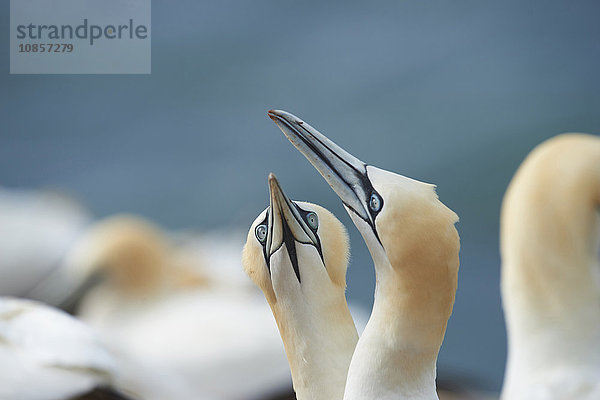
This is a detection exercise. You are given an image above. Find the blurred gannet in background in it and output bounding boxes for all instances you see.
[62,215,207,322]
[500,134,600,399]
[269,110,460,400]
[0,296,194,400]
[31,214,293,400]
[243,173,359,400]
[0,187,91,298]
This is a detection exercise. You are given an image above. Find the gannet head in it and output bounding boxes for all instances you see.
[65,215,170,295]
[61,215,206,306]
[269,110,460,349]
[242,174,357,399]
[242,173,350,305]
[501,133,600,315]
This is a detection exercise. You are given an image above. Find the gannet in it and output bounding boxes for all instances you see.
[269,110,460,400]
[0,297,134,400]
[242,173,359,400]
[62,215,207,321]
[500,133,600,400]
[37,214,292,400]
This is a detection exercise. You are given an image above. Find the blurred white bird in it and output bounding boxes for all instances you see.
[501,134,600,400]
[0,296,199,400]
[0,187,91,298]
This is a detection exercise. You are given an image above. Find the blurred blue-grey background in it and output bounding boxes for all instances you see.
[2,0,600,391]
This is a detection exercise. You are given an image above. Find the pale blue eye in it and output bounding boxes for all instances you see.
[306,212,318,230]
[369,193,382,212]
[255,224,267,243]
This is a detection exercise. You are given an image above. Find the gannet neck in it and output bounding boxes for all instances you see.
[344,260,442,400]
[344,167,460,400]
[243,179,358,400]
[501,134,600,399]
[269,254,358,400]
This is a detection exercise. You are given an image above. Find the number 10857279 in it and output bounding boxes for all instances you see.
[18,43,74,53]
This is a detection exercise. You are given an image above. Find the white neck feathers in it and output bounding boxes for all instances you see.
[344,170,460,400]
[271,287,358,400]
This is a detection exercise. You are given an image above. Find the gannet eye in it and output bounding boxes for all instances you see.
[369,193,382,212]
[255,224,267,243]
[305,212,319,230]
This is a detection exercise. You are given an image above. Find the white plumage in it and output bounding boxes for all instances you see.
[0,188,90,299]
[0,297,124,400]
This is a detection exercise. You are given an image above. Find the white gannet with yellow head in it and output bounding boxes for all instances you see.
[269,110,460,400]
[500,133,600,400]
[243,173,359,400]
[26,214,207,315]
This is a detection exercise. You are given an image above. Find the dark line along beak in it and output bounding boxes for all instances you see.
[56,269,106,314]
[266,173,319,282]
[25,267,105,314]
[268,110,379,233]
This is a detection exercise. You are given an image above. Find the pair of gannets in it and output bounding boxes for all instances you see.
[243,111,600,399]
[243,110,460,400]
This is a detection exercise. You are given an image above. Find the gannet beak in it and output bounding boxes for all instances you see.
[268,110,379,230]
[25,266,105,312]
[56,269,106,313]
[266,173,319,282]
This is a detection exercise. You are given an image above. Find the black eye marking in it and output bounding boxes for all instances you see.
[363,171,384,247]
[293,204,324,264]
[258,212,271,271]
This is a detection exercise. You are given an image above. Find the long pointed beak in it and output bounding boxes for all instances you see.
[268,110,376,227]
[267,173,317,282]
[25,267,105,313]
